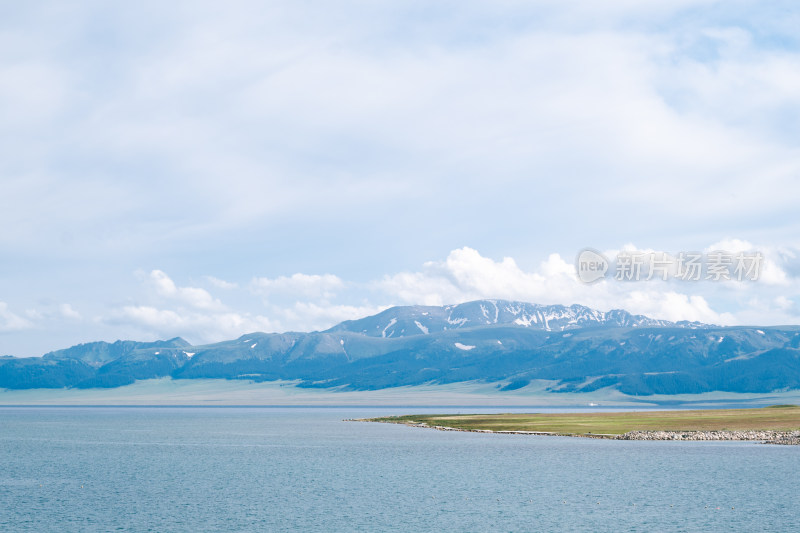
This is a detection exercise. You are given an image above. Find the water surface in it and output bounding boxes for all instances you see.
[1,407,797,532]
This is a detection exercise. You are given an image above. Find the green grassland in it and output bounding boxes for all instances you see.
[366,405,800,436]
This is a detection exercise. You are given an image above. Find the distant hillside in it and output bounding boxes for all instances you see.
[2,300,799,395]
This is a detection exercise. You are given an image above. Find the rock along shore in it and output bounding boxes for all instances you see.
[357,420,800,445]
[616,430,800,445]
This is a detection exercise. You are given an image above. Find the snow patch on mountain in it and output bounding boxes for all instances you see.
[382,318,397,338]
[447,316,468,326]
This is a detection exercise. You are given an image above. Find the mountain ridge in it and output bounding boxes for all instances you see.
[2,299,799,396]
[325,300,706,338]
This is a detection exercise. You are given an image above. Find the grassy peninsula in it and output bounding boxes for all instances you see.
[363,405,800,443]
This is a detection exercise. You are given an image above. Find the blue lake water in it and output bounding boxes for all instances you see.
[1,407,798,532]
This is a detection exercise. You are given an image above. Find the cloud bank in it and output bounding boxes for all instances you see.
[2,1,799,355]
[84,243,800,345]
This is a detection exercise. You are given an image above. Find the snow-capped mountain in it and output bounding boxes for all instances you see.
[326,300,703,338]
[8,299,800,396]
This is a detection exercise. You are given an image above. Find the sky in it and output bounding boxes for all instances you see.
[2,0,800,356]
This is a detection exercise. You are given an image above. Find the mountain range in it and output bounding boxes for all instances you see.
[2,300,799,395]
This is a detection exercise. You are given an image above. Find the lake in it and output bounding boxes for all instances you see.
[1,407,798,532]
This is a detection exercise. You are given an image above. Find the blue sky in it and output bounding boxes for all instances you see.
[2,1,800,356]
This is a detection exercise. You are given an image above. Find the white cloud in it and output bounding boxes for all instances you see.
[279,302,387,332]
[0,302,33,332]
[100,270,251,342]
[376,248,558,306]
[93,242,800,344]
[107,299,381,342]
[144,269,223,310]
[374,246,775,325]
[704,239,791,286]
[380,249,567,305]
[730,294,799,326]
[108,305,277,344]
[618,291,733,324]
[23,303,82,323]
[107,269,367,342]
[58,303,82,320]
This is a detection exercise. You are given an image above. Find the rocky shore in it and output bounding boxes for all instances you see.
[616,430,800,445]
[362,420,800,445]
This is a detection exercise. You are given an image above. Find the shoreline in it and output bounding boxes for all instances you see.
[357,419,800,445]
[4,378,800,407]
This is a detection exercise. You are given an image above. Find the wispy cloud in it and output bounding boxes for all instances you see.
[106,305,277,342]
[251,273,344,300]
[205,276,238,290]
[0,302,33,333]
